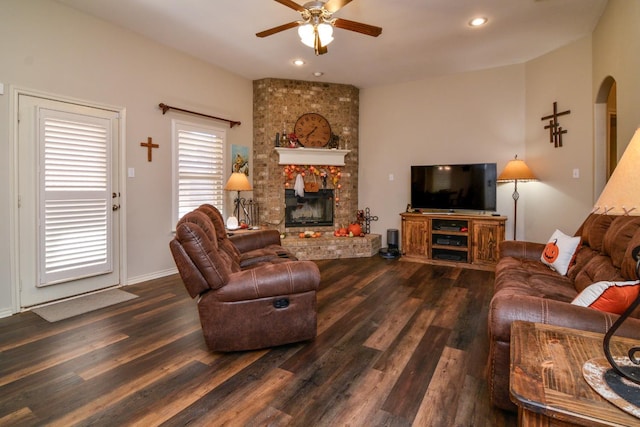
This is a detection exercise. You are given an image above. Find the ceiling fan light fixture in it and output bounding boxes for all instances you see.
[298,22,333,48]
[317,22,334,45]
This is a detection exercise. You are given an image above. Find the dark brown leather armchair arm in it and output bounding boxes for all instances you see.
[230,229,282,254]
[499,240,545,260]
[212,260,320,302]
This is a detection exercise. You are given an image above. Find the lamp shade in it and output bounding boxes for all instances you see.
[224,172,252,192]
[298,23,333,48]
[497,156,538,182]
[593,127,640,216]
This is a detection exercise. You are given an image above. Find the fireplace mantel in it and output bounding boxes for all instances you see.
[275,147,350,166]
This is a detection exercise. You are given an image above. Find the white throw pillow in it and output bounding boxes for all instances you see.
[540,229,580,275]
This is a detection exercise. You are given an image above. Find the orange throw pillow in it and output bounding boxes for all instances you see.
[571,280,640,314]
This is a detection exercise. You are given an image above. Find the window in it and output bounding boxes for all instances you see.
[172,120,225,225]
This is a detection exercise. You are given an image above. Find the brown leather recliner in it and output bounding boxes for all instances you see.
[170,205,321,352]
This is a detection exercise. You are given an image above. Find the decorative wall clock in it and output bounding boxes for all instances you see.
[294,113,332,147]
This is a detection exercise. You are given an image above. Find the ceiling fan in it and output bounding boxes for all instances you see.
[256,0,382,56]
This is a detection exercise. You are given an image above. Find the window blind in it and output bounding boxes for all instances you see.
[175,124,225,221]
[39,113,112,286]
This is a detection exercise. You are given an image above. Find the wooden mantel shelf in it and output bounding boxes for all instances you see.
[274,147,350,166]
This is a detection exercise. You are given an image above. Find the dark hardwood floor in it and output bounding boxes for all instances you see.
[0,257,516,426]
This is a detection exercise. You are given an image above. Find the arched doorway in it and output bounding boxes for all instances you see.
[594,76,617,198]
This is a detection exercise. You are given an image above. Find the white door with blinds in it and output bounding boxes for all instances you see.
[172,120,225,225]
[18,94,121,307]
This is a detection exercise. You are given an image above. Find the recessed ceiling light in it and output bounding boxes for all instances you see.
[469,17,488,27]
[293,59,305,66]
[313,71,324,77]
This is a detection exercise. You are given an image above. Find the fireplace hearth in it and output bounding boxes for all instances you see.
[285,189,334,227]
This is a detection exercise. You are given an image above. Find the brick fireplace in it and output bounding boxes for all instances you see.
[252,78,381,259]
[252,78,359,232]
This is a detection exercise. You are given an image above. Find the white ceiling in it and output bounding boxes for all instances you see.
[55,0,607,88]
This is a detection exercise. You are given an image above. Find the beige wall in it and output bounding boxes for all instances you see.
[593,0,640,158]
[523,36,595,243]
[0,0,253,315]
[359,65,526,245]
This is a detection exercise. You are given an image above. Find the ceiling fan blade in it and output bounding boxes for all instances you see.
[323,0,352,13]
[333,18,382,37]
[274,0,306,12]
[256,21,299,38]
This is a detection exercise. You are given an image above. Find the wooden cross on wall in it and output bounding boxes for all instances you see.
[140,137,158,161]
[541,102,570,148]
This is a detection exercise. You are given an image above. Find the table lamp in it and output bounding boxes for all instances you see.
[223,172,252,228]
[497,155,538,240]
[590,128,640,389]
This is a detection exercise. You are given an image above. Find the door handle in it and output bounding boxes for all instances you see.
[112,204,120,211]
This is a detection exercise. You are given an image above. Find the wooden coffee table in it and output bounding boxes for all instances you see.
[510,321,640,426]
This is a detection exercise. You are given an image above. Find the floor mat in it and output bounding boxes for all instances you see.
[31,289,138,322]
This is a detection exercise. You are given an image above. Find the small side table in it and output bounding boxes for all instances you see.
[510,321,640,426]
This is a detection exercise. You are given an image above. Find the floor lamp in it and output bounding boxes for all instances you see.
[223,172,252,228]
[497,155,537,240]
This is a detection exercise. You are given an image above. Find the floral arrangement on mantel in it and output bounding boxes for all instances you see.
[283,164,343,202]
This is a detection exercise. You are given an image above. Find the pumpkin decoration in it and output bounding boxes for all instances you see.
[542,239,560,263]
[347,223,363,237]
[334,227,349,237]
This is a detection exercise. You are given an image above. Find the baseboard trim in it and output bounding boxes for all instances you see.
[126,268,178,286]
[0,307,14,319]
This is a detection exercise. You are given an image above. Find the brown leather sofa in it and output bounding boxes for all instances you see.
[488,213,640,411]
[170,204,321,352]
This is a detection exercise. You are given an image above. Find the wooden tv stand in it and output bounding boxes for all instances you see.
[400,212,506,270]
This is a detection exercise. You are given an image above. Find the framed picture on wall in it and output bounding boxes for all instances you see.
[231,145,249,176]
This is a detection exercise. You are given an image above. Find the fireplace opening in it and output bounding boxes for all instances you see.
[285,189,334,227]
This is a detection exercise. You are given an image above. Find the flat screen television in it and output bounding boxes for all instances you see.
[411,163,497,212]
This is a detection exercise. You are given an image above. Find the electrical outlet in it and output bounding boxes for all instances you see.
[572,168,580,178]
[388,173,394,181]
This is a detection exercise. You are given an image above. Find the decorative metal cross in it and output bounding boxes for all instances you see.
[541,102,571,148]
[140,137,158,162]
[357,207,379,234]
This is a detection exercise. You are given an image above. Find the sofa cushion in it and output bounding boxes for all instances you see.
[566,214,615,283]
[494,257,577,302]
[581,214,614,251]
[602,216,640,271]
[571,280,640,314]
[567,246,599,285]
[540,229,581,275]
[573,254,626,291]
